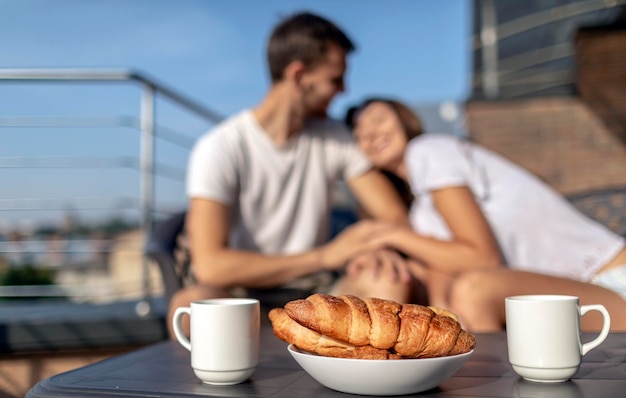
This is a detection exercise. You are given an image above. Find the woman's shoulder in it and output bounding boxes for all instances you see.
[407,134,463,155]
[410,133,460,145]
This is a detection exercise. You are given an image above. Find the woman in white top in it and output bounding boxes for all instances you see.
[345,97,626,331]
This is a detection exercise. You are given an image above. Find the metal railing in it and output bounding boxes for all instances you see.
[0,68,224,310]
[472,0,626,99]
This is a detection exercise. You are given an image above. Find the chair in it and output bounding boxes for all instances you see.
[144,211,190,307]
[565,186,626,238]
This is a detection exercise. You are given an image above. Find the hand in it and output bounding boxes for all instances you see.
[346,249,411,284]
[318,220,394,270]
[360,224,410,252]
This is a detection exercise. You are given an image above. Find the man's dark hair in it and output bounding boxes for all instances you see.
[267,11,355,83]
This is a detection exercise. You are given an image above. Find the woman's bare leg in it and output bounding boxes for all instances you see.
[448,269,626,332]
[406,260,455,308]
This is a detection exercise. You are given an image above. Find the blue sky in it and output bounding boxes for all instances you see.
[0,0,471,230]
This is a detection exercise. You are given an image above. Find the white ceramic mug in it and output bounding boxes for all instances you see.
[505,295,610,383]
[172,298,260,385]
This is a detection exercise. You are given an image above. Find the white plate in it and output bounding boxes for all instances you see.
[288,344,473,396]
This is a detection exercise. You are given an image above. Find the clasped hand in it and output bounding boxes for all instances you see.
[321,220,410,283]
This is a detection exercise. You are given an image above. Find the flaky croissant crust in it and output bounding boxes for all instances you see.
[269,293,475,359]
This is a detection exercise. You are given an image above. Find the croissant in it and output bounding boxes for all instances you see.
[272,293,475,359]
[268,308,400,359]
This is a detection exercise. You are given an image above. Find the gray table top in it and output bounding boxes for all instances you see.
[27,327,626,397]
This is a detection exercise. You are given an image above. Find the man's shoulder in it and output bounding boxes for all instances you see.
[194,110,251,147]
[206,110,250,137]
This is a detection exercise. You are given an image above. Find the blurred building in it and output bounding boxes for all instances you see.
[469,0,626,194]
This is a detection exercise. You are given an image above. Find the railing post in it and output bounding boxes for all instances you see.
[480,0,499,99]
[138,84,155,316]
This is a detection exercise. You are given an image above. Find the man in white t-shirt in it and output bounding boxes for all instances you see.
[171,12,415,336]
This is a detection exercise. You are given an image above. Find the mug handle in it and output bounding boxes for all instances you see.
[172,307,192,351]
[580,304,611,356]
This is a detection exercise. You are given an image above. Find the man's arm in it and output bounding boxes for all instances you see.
[187,197,390,289]
[346,169,409,226]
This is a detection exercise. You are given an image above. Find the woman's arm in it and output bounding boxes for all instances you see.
[369,186,503,273]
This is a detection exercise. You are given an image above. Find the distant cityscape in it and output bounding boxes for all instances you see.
[0,210,138,270]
